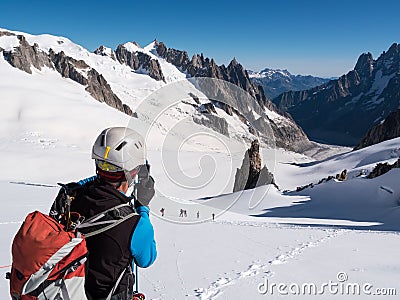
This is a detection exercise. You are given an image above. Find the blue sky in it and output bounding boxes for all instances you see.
[1,0,399,77]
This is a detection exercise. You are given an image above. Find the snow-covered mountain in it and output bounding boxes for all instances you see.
[273,43,400,146]
[248,68,329,99]
[0,28,316,152]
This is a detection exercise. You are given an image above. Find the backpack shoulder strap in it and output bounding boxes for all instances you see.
[105,267,127,300]
[77,203,139,238]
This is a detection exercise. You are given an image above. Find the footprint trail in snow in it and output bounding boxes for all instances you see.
[194,225,345,300]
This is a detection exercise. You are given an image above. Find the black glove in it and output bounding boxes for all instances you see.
[50,182,81,220]
[134,164,155,207]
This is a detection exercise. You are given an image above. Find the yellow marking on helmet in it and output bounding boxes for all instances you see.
[104,146,111,159]
[98,161,118,171]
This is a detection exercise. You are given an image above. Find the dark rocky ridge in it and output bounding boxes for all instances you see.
[187,96,254,138]
[233,140,276,192]
[193,115,229,137]
[115,44,165,82]
[2,34,134,116]
[154,41,273,109]
[3,35,53,73]
[0,30,16,37]
[49,50,89,85]
[367,158,400,179]
[355,109,400,150]
[154,41,311,152]
[86,68,133,115]
[273,43,400,146]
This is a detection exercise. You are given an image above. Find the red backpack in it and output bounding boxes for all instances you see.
[8,211,88,300]
[8,183,138,300]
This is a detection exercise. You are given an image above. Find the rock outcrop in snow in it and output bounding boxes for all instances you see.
[94,45,116,60]
[233,140,276,192]
[367,158,400,179]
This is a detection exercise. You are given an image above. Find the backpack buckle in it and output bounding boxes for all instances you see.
[109,208,122,219]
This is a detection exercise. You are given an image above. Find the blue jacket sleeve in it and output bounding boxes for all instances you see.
[131,206,157,268]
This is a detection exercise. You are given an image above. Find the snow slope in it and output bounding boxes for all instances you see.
[1,77,399,299]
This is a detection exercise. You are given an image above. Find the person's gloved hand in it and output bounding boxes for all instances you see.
[134,164,155,207]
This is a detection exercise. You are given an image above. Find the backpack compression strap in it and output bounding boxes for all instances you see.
[77,203,138,238]
[78,203,139,299]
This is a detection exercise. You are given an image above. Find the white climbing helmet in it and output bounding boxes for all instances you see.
[92,127,146,183]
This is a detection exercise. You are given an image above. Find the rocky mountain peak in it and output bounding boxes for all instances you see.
[273,42,400,146]
[132,41,141,48]
[154,41,267,103]
[259,68,291,78]
[229,57,238,68]
[151,40,312,151]
[354,52,374,80]
[93,45,116,60]
[385,43,399,58]
[375,43,399,75]
[115,44,165,82]
[154,40,167,57]
[249,68,329,99]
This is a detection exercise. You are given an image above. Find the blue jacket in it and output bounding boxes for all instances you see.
[78,176,157,269]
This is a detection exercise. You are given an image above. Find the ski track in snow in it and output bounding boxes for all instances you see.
[173,242,190,297]
[194,221,346,300]
[141,271,165,299]
[0,221,22,225]
[9,181,57,188]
